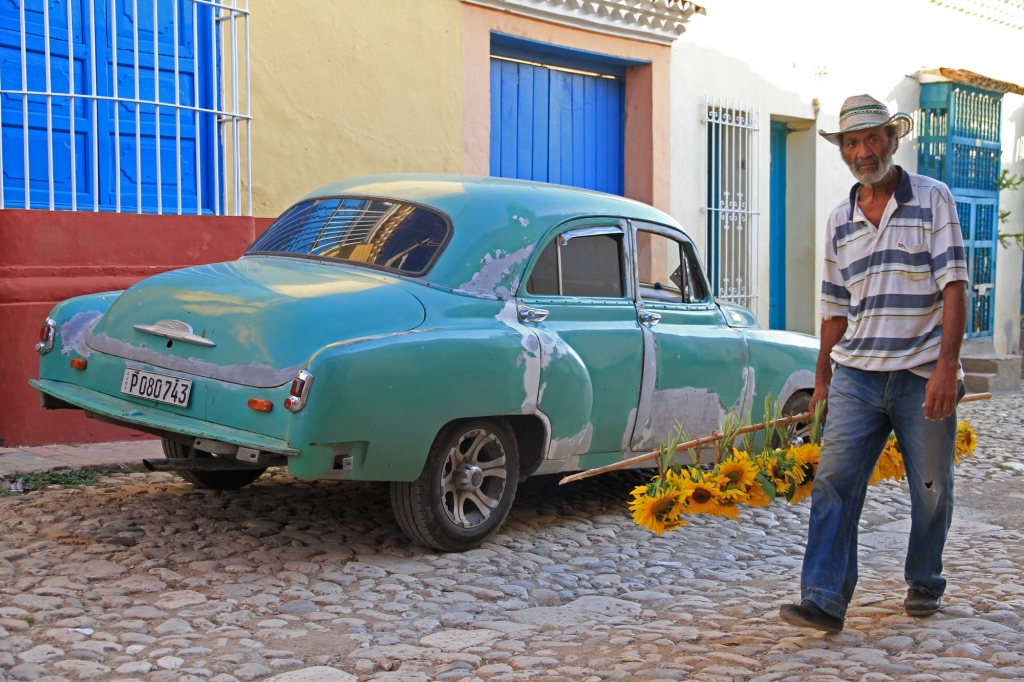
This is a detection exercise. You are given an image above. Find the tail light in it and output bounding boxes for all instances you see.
[35,318,56,355]
[284,370,313,412]
[248,398,273,412]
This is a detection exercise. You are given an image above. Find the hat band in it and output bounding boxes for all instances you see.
[839,103,890,121]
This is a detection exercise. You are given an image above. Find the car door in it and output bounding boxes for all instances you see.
[628,221,752,456]
[517,218,643,460]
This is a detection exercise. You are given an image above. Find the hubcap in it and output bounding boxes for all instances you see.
[440,429,508,529]
[457,465,484,490]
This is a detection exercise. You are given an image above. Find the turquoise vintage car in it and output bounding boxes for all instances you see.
[31,175,817,551]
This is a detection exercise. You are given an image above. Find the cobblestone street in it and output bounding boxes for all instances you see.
[2,394,1023,682]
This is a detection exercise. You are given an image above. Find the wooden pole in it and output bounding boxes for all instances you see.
[557,392,992,486]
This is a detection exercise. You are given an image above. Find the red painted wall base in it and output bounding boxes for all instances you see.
[0,210,273,447]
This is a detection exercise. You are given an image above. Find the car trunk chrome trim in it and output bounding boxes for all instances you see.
[87,333,302,388]
[133,319,216,347]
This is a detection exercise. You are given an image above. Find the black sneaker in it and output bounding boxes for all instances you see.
[905,589,942,616]
[779,600,844,633]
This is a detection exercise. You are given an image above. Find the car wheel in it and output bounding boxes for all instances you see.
[161,439,267,491]
[771,392,813,449]
[391,419,519,552]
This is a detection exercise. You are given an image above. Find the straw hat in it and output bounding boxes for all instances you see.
[819,95,913,146]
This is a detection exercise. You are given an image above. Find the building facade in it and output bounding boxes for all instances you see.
[670,0,1024,360]
[0,0,699,446]
[3,0,1021,446]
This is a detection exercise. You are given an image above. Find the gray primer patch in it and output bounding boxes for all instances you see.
[631,387,722,452]
[456,244,535,298]
[547,422,593,461]
[88,333,301,388]
[60,310,104,357]
[778,368,815,409]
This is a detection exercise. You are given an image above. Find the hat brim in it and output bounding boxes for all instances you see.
[819,112,914,146]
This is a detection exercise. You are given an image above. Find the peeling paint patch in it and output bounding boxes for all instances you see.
[734,367,757,420]
[778,368,815,409]
[632,387,722,452]
[536,330,568,370]
[60,310,104,357]
[622,407,638,452]
[496,301,541,414]
[89,333,301,388]
[456,244,535,298]
[547,422,593,461]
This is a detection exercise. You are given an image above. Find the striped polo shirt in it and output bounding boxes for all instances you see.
[821,166,968,373]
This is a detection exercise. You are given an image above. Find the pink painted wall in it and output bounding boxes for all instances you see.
[0,210,273,447]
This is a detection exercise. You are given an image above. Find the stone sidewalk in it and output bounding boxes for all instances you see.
[0,440,164,480]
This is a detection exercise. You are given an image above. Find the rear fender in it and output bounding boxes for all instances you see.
[289,303,549,482]
[37,291,124,387]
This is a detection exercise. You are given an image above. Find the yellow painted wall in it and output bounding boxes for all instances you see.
[248,0,464,218]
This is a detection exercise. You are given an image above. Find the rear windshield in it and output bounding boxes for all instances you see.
[247,197,451,276]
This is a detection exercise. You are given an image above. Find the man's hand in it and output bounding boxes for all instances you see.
[922,281,967,421]
[922,365,958,421]
[811,317,849,418]
[808,386,829,417]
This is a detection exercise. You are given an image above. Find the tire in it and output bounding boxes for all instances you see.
[391,419,519,552]
[161,438,267,491]
[771,392,813,449]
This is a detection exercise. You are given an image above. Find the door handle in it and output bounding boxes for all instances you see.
[517,305,549,323]
[638,310,661,326]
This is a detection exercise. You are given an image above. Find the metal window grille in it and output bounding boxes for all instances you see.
[0,0,250,216]
[919,82,1002,339]
[703,96,760,310]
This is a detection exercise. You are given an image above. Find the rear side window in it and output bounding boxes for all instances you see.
[636,230,707,304]
[248,197,450,275]
[525,233,624,298]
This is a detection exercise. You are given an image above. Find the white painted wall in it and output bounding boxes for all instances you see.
[670,0,1024,352]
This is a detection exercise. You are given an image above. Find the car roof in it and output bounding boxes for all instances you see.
[300,174,686,298]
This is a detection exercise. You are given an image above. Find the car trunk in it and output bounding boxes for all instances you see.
[87,257,425,386]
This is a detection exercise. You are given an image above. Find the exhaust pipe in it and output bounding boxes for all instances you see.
[144,457,286,472]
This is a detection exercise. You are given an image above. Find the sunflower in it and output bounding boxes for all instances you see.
[955,421,977,464]
[870,437,905,485]
[716,451,760,491]
[789,479,814,504]
[629,480,688,536]
[681,470,724,516]
[757,454,793,496]
[789,443,821,488]
[743,481,773,508]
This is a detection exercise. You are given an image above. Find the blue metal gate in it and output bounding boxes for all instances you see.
[489,55,624,195]
[0,0,221,213]
[919,82,1001,338]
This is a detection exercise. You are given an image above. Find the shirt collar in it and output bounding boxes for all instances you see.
[847,165,912,222]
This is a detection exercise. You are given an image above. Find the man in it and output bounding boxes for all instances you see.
[779,95,968,633]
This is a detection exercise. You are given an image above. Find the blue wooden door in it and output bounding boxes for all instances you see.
[489,57,623,195]
[1,0,218,213]
[955,196,997,338]
[768,121,787,330]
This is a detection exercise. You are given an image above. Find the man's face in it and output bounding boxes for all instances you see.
[840,126,896,185]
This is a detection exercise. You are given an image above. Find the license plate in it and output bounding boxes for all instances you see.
[120,368,192,407]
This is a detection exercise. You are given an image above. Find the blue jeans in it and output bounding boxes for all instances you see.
[801,365,964,619]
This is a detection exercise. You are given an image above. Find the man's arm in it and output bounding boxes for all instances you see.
[922,280,967,421]
[809,316,849,414]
